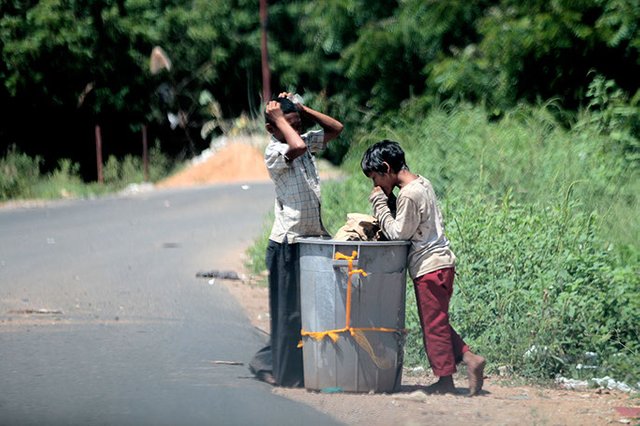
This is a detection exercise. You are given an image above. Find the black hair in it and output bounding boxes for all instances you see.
[361,140,408,176]
[264,97,299,125]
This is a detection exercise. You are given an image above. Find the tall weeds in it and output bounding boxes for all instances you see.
[317,102,639,384]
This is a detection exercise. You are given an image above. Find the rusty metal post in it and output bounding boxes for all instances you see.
[95,124,103,184]
[260,0,271,102]
[142,124,149,182]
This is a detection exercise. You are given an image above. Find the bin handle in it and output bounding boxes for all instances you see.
[333,259,358,268]
[332,247,360,268]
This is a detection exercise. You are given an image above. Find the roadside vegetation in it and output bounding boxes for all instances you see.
[0,142,176,201]
[247,93,639,388]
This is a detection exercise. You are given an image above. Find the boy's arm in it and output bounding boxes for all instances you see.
[370,188,419,240]
[266,100,307,161]
[298,104,344,143]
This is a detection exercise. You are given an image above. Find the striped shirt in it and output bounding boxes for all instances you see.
[265,129,330,243]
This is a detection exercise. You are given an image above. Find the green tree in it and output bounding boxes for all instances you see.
[429,0,640,112]
[0,0,263,170]
[2,0,639,170]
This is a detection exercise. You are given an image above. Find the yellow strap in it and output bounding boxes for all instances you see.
[351,329,394,370]
[298,250,406,369]
[299,328,347,345]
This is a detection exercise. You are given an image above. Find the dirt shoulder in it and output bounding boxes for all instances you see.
[220,273,637,426]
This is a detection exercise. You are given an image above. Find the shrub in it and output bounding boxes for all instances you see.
[103,154,144,186]
[148,141,175,182]
[448,194,639,381]
[0,142,178,200]
[32,158,86,199]
[0,145,42,200]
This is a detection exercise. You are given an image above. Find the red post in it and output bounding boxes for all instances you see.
[142,124,149,182]
[95,124,103,184]
[260,0,271,102]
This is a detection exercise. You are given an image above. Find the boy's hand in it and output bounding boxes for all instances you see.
[265,100,285,124]
[370,186,386,199]
[276,90,343,143]
[279,91,304,112]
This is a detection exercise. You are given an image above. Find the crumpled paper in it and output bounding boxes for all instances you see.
[333,213,387,241]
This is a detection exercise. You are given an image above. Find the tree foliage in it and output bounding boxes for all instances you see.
[1,0,638,174]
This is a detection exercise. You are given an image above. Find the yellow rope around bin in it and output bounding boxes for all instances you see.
[299,250,406,370]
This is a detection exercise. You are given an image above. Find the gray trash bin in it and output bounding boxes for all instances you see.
[297,238,410,393]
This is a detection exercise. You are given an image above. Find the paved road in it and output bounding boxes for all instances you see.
[0,184,341,426]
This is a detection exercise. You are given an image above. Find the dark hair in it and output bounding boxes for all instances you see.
[264,97,298,125]
[361,140,408,176]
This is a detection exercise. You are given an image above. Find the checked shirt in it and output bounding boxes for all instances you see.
[265,129,330,243]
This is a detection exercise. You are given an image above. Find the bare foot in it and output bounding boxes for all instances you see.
[424,376,457,395]
[463,351,486,396]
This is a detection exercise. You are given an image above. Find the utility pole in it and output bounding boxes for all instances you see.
[95,124,103,184]
[142,125,149,182]
[260,0,271,102]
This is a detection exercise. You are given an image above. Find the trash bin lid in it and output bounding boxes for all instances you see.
[295,237,410,247]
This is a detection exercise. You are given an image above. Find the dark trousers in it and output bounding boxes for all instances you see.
[413,267,469,377]
[249,240,304,387]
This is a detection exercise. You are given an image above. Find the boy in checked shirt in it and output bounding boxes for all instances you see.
[249,92,344,387]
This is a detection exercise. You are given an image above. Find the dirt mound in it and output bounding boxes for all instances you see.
[156,137,344,189]
[156,141,270,188]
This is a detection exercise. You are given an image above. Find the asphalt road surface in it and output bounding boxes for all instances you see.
[0,183,341,426]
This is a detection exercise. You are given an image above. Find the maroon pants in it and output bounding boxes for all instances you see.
[413,267,469,377]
